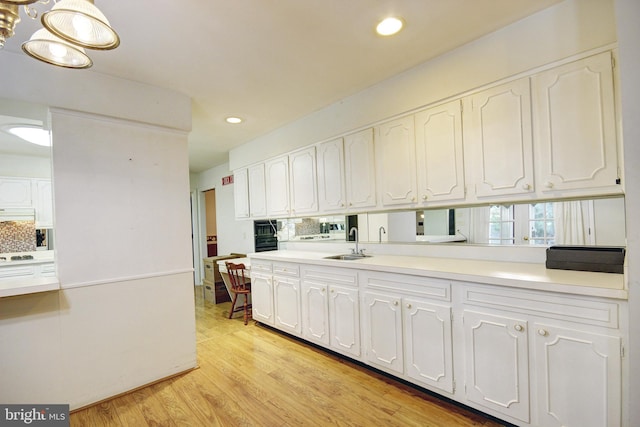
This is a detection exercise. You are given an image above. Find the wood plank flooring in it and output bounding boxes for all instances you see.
[70,287,507,426]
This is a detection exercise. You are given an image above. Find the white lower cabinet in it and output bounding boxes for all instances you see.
[273,276,301,334]
[462,310,531,423]
[534,323,621,427]
[301,280,330,345]
[251,271,274,325]
[252,258,625,427]
[300,266,360,357]
[361,272,454,394]
[461,285,622,427]
[363,290,404,373]
[403,297,454,393]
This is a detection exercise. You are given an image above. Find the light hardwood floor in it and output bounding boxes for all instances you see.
[70,287,507,426]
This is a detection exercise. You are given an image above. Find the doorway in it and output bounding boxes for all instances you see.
[204,189,217,257]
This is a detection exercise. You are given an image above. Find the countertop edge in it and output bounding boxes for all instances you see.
[244,251,627,300]
[0,277,60,298]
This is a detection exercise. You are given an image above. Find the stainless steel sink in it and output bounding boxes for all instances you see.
[324,254,372,261]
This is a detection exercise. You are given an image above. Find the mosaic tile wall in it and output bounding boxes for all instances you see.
[295,218,321,236]
[0,221,37,253]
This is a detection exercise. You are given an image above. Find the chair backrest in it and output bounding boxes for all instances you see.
[225,262,249,292]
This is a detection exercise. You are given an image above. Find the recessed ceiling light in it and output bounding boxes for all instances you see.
[225,117,243,124]
[376,17,404,36]
[1,125,51,147]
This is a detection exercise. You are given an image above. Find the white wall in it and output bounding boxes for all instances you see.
[230,0,617,170]
[0,51,196,409]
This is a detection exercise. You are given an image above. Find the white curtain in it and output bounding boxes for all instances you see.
[554,201,587,245]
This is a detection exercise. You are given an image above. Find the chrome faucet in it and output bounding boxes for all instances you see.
[378,226,386,243]
[349,227,359,254]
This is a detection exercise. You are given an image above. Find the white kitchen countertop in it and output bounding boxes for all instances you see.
[0,276,60,298]
[243,250,627,299]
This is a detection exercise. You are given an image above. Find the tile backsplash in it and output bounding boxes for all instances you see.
[0,220,36,253]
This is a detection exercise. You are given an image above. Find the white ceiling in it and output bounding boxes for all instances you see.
[1,0,563,172]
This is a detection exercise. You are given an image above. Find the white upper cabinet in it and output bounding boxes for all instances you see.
[248,163,267,218]
[0,177,33,207]
[316,138,346,212]
[265,155,290,217]
[33,179,53,228]
[464,78,534,200]
[376,116,417,207]
[532,51,621,195]
[415,100,466,204]
[233,168,250,219]
[344,128,377,211]
[289,147,318,216]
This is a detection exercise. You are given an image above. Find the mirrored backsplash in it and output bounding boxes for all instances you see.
[274,196,626,247]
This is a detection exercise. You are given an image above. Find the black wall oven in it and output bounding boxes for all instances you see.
[254,220,278,252]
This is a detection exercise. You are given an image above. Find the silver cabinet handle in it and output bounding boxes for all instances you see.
[538,329,549,336]
[393,301,399,306]
[514,324,524,332]
[406,303,412,309]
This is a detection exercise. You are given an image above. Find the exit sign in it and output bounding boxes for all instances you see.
[222,175,234,185]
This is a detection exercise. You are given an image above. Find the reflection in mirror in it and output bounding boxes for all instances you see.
[0,98,54,274]
[366,196,626,246]
[286,196,626,247]
[276,216,346,242]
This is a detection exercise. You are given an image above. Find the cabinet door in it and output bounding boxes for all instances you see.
[362,291,403,374]
[344,128,377,210]
[233,168,250,219]
[465,78,535,198]
[415,100,465,204]
[534,323,621,427]
[265,156,290,217]
[33,179,53,228]
[376,116,417,207]
[403,298,454,393]
[301,280,329,346]
[289,147,318,216]
[463,310,530,423]
[0,177,33,207]
[328,284,360,357]
[316,138,346,212]
[273,276,301,335]
[251,272,274,325]
[248,164,267,218]
[533,51,620,194]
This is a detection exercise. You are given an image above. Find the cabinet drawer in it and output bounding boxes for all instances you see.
[302,266,357,287]
[273,262,299,277]
[462,287,620,329]
[251,260,272,273]
[203,261,215,281]
[361,271,451,302]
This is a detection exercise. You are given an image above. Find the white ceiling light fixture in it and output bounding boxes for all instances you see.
[0,0,118,68]
[1,124,51,146]
[376,16,404,36]
[226,117,243,124]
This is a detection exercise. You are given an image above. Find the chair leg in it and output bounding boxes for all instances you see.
[228,293,237,319]
[243,294,248,325]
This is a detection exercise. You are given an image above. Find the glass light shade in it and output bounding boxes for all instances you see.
[1,1,39,4]
[22,28,92,68]
[41,0,119,50]
[2,125,51,147]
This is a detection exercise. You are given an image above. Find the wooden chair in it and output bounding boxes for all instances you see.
[225,261,252,325]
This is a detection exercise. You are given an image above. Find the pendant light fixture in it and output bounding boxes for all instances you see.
[41,0,119,50]
[0,0,118,69]
[22,27,92,68]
